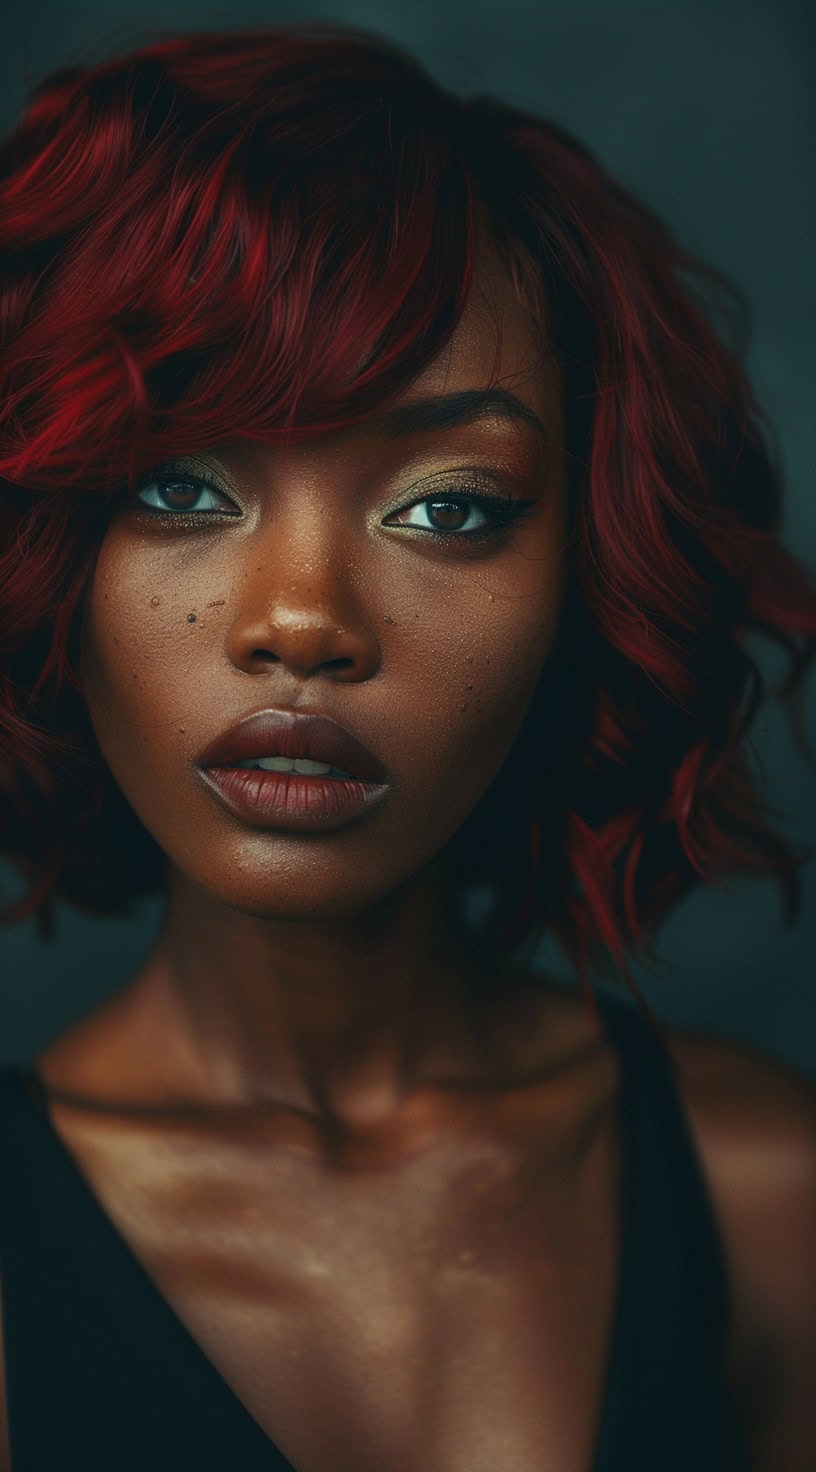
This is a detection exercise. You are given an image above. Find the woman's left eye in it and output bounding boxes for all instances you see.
[133,476,237,515]
[385,493,534,540]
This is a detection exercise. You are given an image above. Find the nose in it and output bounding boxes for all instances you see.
[224,549,382,684]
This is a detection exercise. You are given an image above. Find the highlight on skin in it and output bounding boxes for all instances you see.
[0,23,815,1036]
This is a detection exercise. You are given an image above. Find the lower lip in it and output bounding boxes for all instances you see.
[198,766,390,832]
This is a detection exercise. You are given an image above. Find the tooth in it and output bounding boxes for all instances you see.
[232,756,355,776]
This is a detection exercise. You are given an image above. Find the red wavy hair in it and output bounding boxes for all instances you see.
[1,22,814,1035]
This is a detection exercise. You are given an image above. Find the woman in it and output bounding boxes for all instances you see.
[0,22,814,1472]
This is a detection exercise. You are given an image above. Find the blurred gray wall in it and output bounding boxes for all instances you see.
[1,0,814,1070]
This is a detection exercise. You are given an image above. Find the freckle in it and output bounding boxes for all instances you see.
[460,702,468,712]
[466,683,473,690]
[488,594,495,602]
[131,669,137,678]
[466,655,473,664]
[187,613,197,623]
[150,595,160,607]
[179,726,186,733]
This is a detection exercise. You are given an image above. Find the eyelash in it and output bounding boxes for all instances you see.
[129,470,537,543]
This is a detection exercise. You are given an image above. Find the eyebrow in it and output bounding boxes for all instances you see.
[371,388,548,440]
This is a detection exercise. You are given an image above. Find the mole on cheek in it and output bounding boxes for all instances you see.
[187,613,197,623]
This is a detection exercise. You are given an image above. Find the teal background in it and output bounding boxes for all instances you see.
[1,1,814,1069]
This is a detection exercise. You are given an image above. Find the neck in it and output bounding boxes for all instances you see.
[139,859,524,1131]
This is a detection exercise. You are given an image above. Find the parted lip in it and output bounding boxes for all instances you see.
[196,709,389,783]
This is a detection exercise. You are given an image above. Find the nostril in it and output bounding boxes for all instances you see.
[228,613,381,683]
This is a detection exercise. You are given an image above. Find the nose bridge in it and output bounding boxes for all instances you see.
[252,492,362,616]
[226,493,379,678]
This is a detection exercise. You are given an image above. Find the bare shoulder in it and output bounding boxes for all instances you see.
[665,1024,816,1472]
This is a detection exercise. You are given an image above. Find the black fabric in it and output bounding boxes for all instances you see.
[0,990,752,1470]
[588,995,751,1470]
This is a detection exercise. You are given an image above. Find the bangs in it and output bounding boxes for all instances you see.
[0,28,478,493]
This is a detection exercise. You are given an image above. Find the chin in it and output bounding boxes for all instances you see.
[190,865,405,925]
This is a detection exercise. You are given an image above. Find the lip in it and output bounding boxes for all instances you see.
[199,766,390,832]
[195,708,391,833]
[197,708,389,783]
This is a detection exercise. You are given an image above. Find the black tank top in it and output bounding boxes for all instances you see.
[0,991,752,1470]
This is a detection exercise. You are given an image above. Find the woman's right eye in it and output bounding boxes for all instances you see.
[133,475,239,515]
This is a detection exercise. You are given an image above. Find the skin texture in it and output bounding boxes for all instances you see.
[2,246,815,1471]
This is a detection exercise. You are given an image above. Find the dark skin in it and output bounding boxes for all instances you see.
[1,247,816,1471]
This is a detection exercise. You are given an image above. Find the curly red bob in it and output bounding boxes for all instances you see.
[1,23,814,1029]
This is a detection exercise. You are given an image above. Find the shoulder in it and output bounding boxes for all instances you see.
[665,1024,816,1471]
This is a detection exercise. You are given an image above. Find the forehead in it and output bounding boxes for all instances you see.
[402,243,558,421]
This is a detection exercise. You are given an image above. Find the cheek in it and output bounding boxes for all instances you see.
[79,534,218,762]
[384,552,565,825]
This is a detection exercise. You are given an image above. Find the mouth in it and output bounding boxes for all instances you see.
[196,707,388,782]
[195,708,390,832]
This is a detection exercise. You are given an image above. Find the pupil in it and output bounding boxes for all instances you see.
[429,499,466,530]
[161,481,199,510]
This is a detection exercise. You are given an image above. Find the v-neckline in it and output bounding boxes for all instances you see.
[4,990,638,1472]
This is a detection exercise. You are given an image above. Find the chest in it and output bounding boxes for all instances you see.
[45,1094,623,1472]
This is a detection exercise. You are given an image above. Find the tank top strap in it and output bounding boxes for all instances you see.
[590,991,751,1470]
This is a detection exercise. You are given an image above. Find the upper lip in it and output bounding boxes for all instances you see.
[197,709,389,783]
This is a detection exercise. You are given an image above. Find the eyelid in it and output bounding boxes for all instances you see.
[382,465,531,515]
[383,489,531,521]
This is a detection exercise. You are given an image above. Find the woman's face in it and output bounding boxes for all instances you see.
[79,250,567,921]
